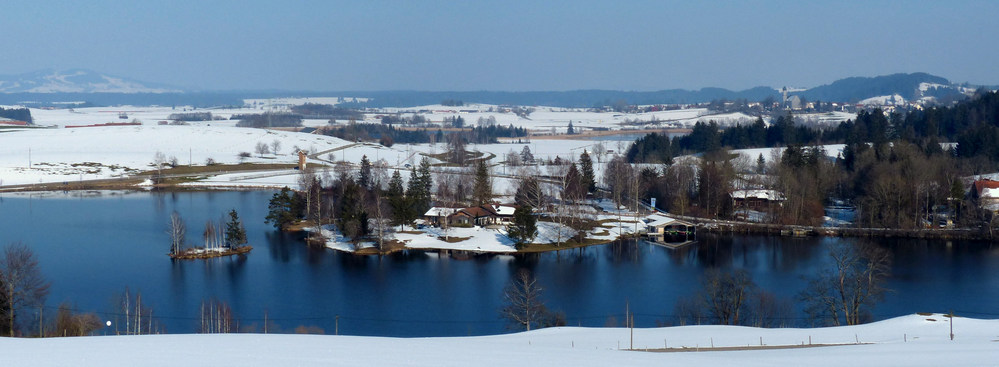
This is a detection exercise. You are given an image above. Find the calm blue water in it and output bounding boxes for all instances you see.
[0,191,997,336]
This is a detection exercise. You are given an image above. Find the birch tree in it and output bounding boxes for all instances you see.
[167,211,186,255]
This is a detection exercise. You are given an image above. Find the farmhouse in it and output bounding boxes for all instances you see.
[425,204,518,227]
[972,179,999,212]
[423,207,460,227]
[730,189,785,210]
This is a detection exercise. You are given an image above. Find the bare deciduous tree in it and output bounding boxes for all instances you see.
[701,268,754,325]
[270,139,282,155]
[167,211,186,255]
[673,268,793,327]
[254,141,270,157]
[153,151,167,174]
[0,242,50,336]
[114,287,162,335]
[801,243,892,326]
[199,298,237,334]
[499,269,547,331]
[53,303,102,337]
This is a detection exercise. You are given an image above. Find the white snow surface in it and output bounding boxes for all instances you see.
[3,314,996,366]
[860,94,907,106]
[0,124,405,187]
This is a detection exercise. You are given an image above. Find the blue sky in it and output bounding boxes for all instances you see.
[2,0,997,91]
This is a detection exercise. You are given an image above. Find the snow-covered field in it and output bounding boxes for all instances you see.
[0,124,379,186]
[0,105,650,188]
[2,314,995,366]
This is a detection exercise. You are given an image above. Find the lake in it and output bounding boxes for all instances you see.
[1,190,997,336]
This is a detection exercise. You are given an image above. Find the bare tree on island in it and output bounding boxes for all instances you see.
[167,211,186,255]
[0,242,50,337]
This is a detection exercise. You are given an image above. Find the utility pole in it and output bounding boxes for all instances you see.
[949,311,954,340]
[335,315,340,335]
[626,300,632,350]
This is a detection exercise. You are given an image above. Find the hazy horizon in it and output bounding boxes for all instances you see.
[3,1,997,92]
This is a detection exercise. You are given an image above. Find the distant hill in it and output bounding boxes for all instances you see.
[334,87,780,108]
[0,69,183,94]
[0,70,983,107]
[798,72,971,103]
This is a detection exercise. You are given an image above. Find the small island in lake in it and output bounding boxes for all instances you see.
[168,209,252,260]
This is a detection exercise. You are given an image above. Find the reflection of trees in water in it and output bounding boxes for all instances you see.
[304,243,327,265]
[223,254,248,284]
[265,231,299,262]
[694,234,735,268]
[547,246,598,265]
[336,251,370,269]
[686,234,824,271]
[605,238,642,264]
[153,192,165,212]
[768,237,822,271]
[665,243,701,266]
[510,253,541,272]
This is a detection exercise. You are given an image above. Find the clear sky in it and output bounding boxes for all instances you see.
[2,0,997,91]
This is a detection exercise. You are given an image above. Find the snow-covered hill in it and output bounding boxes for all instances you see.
[0,69,182,93]
[2,314,995,366]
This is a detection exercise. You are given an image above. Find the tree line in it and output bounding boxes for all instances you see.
[0,106,32,123]
[290,103,364,120]
[324,122,528,147]
[234,112,303,128]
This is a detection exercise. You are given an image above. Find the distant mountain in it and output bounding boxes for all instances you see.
[798,72,972,103]
[335,87,781,108]
[0,69,983,107]
[339,74,976,107]
[0,69,183,93]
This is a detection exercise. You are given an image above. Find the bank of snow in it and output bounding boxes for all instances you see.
[3,314,996,366]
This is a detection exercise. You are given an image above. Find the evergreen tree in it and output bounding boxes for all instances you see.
[265,187,303,230]
[472,159,493,204]
[224,209,247,248]
[579,150,596,194]
[388,170,405,198]
[756,153,766,174]
[338,181,369,241]
[564,163,585,202]
[387,170,412,229]
[567,121,575,134]
[520,146,534,164]
[406,157,434,214]
[358,155,372,189]
[506,206,538,246]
